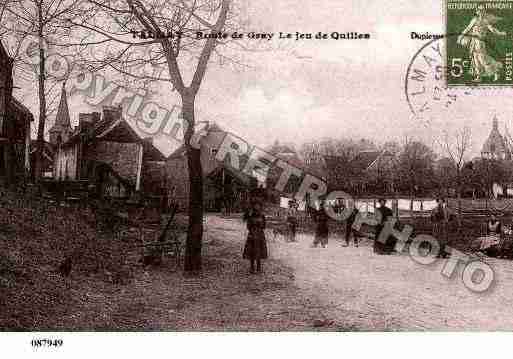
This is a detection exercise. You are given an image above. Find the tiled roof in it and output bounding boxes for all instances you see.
[267,143,296,156]
[59,109,165,161]
[206,164,255,187]
[166,121,224,160]
[10,97,34,121]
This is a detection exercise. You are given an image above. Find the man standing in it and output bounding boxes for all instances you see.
[222,178,234,216]
[343,207,360,247]
[286,199,298,242]
[374,198,394,254]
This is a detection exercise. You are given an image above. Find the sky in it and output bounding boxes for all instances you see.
[10,0,513,159]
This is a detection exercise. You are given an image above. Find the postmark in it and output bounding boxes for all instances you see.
[446,0,513,86]
[405,35,474,119]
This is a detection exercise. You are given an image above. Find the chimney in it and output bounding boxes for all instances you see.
[78,112,100,133]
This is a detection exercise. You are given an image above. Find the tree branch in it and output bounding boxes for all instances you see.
[190,0,229,94]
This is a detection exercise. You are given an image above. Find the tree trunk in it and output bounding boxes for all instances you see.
[457,180,462,228]
[3,140,13,186]
[1,55,14,186]
[182,94,203,272]
[410,182,414,219]
[34,3,46,184]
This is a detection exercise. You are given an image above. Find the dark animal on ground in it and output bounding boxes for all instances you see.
[58,257,72,277]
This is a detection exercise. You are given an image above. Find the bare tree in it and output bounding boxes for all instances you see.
[439,127,472,226]
[1,0,84,181]
[68,0,251,271]
[397,137,436,211]
[300,137,376,171]
[434,157,457,198]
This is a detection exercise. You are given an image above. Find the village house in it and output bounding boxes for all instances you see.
[265,141,303,168]
[263,141,308,206]
[0,41,33,185]
[165,123,257,212]
[50,86,166,199]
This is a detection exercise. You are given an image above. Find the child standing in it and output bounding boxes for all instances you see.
[286,201,298,242]
[243,201,268,273]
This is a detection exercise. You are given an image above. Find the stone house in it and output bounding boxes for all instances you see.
[165,123,257,211]
[0,41,33,185]
[50,88,166,198]
[264,141,308,203]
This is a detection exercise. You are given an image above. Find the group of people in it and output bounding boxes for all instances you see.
[240,193,512,273]
[241,194,332,274]
[240,194,398,274]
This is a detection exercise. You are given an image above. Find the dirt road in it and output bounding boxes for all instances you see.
[207,214,513,330]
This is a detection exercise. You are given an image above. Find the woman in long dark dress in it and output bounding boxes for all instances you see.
[243,201,268,273]
[312,201,329,248]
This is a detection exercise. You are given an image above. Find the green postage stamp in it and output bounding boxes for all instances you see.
[446,0,513,86]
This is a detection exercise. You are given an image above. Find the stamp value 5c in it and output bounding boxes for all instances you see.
[446,0,513,86]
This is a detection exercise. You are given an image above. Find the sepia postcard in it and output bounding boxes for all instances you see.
[1,0,513,357]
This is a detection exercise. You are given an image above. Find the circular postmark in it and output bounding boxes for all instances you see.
[405,34,476,121]
[404,33,509,123]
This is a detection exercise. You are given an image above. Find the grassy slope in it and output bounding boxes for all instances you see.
[0,192,326,331]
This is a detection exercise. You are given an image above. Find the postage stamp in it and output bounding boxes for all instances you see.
[446,0,513,86]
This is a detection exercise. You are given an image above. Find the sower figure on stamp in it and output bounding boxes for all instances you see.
[312,200,329,248]
[457,5,507,82]
[242,198,268,274]
[374,198,394,254]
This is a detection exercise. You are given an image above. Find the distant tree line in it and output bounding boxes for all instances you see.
[299,135,513,199]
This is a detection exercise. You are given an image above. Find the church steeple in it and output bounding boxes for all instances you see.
[49,83,72,145]
[481,116,510,160]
